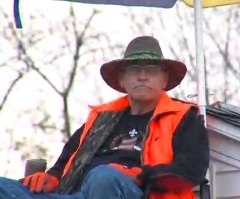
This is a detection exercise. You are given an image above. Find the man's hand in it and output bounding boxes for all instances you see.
[22,172,59,193]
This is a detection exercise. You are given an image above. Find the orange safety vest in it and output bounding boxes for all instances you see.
[62,91,196,199]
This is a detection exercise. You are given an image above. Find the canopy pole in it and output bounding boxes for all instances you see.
[194,0,207,126]
[193,2,212,198]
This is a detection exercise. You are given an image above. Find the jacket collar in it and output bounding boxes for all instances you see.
[89,91,184,116]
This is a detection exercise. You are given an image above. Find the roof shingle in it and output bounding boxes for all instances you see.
[207,102,240,127]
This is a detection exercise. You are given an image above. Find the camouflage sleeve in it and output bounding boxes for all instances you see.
[46,124,85,180]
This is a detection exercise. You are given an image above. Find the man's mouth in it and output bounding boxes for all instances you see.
[134,85,151,89]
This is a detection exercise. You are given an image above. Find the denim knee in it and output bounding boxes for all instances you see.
[84,165,131,187]
[81,165,142,199]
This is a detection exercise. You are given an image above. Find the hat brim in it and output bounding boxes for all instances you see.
[100,58,187,93]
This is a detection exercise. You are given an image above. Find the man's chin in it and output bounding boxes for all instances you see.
[131,94,154,102]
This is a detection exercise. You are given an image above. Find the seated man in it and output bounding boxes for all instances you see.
[0,36,209,199]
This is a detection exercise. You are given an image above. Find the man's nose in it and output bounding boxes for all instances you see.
[137,69,148,80]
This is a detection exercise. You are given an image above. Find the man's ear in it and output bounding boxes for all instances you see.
[118,72,124,89]
[163,73,169,89]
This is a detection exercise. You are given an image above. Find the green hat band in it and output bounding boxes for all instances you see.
[125,50,163,60]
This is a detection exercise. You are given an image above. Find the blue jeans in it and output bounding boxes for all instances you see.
[0,165,143,199]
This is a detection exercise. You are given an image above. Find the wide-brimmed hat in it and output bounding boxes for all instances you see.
[100,36,187,93]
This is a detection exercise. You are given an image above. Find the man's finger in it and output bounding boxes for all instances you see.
[23,176,31,187]
[35,175,49,192]
[29,175,40,192]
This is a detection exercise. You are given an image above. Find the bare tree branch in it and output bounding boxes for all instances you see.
[32,113,57,131]
[61,9,100,138]
[5,14,62,96]
[0,72,24,111]
[65,9,99,95]
[205,18,238,76]
[19,42,62,95]
[223,11,232,103]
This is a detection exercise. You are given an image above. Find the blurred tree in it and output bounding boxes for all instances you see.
[1,5,106,140]
[0,2,123,174]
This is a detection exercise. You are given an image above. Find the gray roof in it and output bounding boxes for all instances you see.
[207,102,240,128]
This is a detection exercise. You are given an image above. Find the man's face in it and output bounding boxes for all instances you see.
[119,62,168,102]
